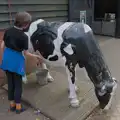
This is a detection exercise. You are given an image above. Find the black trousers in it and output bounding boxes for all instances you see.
[6,71,22,103]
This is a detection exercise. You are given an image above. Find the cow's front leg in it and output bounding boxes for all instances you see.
[41,63,54,82]
[66,62,79,107]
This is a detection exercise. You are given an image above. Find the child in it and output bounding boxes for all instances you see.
[0,12,42,114]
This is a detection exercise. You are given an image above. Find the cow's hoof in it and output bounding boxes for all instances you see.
[47,77,54,82]
[70,98,79,108]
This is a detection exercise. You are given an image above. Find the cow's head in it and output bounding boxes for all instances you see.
[84,54,117,109]
[30,25,57,59]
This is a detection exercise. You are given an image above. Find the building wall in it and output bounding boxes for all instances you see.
[0,0,68,29]
[115,0,120,37]
[68,0,93,27]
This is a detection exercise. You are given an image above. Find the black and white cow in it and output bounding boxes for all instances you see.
[25,19,117,110]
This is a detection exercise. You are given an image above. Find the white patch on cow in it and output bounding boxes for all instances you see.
[83,24,92,33]
[66,67,79,107]
[63,44,74,55]
[24,32,34,53]
[29,19,44,35]
[48,22,74,59]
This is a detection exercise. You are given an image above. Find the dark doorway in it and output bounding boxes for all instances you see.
[94,0,117,21]
[93,0,117,36]
[68,0,93,26]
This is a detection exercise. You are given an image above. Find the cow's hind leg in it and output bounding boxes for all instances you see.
[41,63,54,82]
[66,61,79,107]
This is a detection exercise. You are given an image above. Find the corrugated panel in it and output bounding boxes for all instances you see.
[0,22,10,29]
[0,0,68,5]
[0,0,68,29]
[0,5,68,13]
[0,11,68,22]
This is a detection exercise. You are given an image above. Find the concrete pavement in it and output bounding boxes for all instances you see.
[3,67,98,120]
[0,88,50,120]
[86,83,120,120]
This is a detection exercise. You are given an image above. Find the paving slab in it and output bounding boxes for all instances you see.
[3,68,98,120]
[3,36,118,120]
[22,66,98,120]
[0,88,50,120]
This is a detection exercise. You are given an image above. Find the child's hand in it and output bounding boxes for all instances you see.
[35,55,43,63]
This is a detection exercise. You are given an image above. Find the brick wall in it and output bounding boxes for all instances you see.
[0,31,7,86]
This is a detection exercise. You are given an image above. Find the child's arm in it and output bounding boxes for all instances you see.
[0,41,5,63]
[1,41,5,50]
[23,50,43,63]
[1,31,6,50]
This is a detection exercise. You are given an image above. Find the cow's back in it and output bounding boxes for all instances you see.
[61,23,101,62]
[37,21,65,37]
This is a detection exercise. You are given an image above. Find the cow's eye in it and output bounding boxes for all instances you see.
[36,40,39,44]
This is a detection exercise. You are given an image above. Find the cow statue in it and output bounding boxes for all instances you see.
[24,19,117,110]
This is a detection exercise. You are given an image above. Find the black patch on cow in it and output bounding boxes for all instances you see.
[49,55,58,61]
[60,23,83,61]
[30,21,64,59]
[37,21,64,38]
[61,23,95,62]
[31,30,55,59]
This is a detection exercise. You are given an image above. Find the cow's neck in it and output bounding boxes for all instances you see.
[48,22,74,59]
